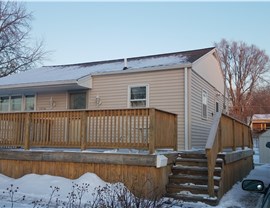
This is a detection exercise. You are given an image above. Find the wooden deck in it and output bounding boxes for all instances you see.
[0,109,254,204]
[0,108,177,154]
[205,112,253,197]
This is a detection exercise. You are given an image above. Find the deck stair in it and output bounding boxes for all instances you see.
[166,150,224,206]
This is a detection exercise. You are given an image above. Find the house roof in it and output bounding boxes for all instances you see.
[0,47,215,93]
[252,114,270,122]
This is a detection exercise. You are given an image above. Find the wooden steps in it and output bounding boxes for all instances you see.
[166,150,223,206]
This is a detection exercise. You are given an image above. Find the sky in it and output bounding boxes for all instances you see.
[25,1,270,66]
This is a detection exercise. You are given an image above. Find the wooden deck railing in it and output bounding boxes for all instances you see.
[205,112,252,197]
[0,108,177,154]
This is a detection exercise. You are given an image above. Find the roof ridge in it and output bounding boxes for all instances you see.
[43,47,215,68]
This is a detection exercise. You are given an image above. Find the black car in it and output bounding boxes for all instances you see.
[242,142,270,208]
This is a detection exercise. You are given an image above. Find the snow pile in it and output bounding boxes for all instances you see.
[0,164,269,207]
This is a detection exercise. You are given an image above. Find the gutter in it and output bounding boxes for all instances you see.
[91,63,192,76]
[184,67,189,150]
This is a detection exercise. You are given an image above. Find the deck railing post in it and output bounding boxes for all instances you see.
[206,149,215,197]
[24,113,31,150]
[80,111,87,151]
[149,108,156,154]
[173,115,178,151]
[232,120,236,151]
[242,125,245,150]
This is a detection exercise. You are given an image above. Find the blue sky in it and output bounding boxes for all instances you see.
[26,1,270,66]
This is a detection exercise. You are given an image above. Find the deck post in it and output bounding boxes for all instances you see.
[232,120,236,151]
[24,113,31,150]
[173,115,178,151]
[149,108,156,154]
[242,125,245,150]
[206,149,215,197]
[80,111,87,151]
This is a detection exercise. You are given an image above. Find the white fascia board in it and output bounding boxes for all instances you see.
[0,79,79,90]
[77,75,92,88]
[91,63,192,76]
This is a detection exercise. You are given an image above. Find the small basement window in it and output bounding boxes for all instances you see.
[128,85,149,108]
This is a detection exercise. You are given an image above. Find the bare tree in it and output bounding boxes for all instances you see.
[249,85,270,114]
[215,39,270,122]
[0,1,46,78]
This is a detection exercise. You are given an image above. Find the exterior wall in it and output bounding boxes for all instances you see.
[36,91,68,111]
[192,51,224,94]
[90,69,185,150]
[0,150,177,198]
[259,130,270,163]
[190,69,224,148]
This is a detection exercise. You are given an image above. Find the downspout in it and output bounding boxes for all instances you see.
[184,67,189,150]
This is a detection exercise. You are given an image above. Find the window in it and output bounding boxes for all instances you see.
[69,91,86,109]
[129,85,148,108]
[0,95,35,112]
[216,101,219,113]
[202,90,208,119]
[25,95,35,111]
[11,96,22,111]
[0,96,9,112]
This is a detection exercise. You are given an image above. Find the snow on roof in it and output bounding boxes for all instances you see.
[0,47,214,88]
[252,114,270,121]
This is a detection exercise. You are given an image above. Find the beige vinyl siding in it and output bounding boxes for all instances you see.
[36,92,67,111]
[91,69,185,150]
[193,51,224,94]
[190,69,224,148]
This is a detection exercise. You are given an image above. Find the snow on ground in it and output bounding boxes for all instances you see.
[0,164,269,208]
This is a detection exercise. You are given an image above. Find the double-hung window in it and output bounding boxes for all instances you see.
[128,85,149,108]
[202,90,208,119]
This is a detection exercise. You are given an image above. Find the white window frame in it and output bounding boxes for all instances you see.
[0,94,36,112]
[202,90,208,119]
[128,84,149,108]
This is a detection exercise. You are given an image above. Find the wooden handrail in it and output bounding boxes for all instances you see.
[205,112,252,197]
[205,111,222,197]
[0,108,177,154]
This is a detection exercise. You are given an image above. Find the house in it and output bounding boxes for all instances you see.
[257,129,270,163]
[251,114,270,133]
[0,47,255,205]
[0,47,226,150]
